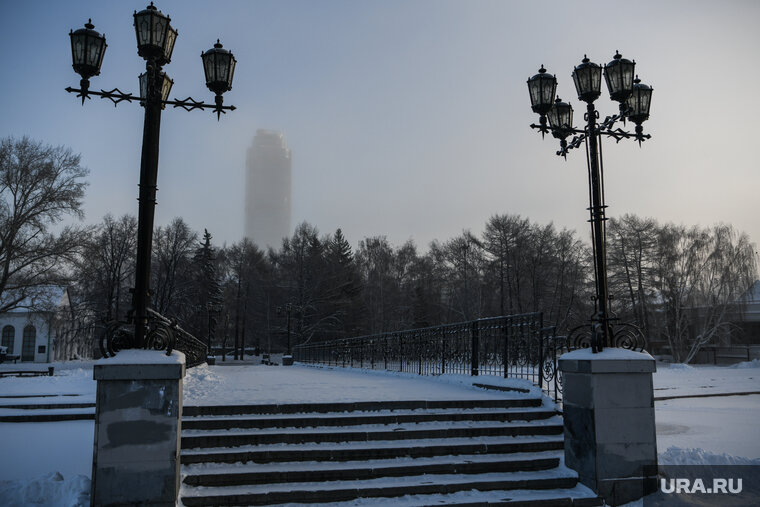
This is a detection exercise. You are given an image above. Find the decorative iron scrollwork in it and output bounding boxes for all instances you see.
[98,308,207,368]
[65,86,235,117]
[567,320,647,353]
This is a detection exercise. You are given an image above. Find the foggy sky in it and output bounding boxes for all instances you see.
[2,0,759,252]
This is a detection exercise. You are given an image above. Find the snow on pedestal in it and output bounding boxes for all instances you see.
[559,347,658,506]
[91,350,186,506]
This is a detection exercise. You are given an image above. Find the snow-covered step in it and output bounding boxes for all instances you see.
[0,406,95,422]
[180,468,581,506]
[182,451,561,487]
[278,484,603,506]
[0,399,96,422]
[182,397,543,417]
[178,398,601,506]
[181,416,563,438]
[181,435,565,465]
[182,406,558,431]
[181,420,563,449]
[183,450,562,474]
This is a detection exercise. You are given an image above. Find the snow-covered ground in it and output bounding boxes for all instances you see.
[1,358,759,506]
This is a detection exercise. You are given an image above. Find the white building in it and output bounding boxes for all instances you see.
[0,286,71,363]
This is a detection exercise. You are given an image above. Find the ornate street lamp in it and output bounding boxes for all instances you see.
[66,5,237,365]
[603,51,635,106]
[527,66,557,136]
[627,76,653,141]
[139,71,173,107]
[277,304,293,355]
[202,40,237,119]
[546,96,574,157]
[528,52,652,353]
[69,20,107,102]
[133,2,177,64]
[572,55,602,103]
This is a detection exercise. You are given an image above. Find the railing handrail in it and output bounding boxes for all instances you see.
[292,312,566,403]
[293,312,544,350]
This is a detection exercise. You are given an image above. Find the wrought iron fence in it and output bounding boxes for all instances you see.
[293,313,569,402]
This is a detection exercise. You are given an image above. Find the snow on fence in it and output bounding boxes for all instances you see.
[293,313,568,402]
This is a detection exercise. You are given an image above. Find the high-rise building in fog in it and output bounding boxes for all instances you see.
[245,129,292,248]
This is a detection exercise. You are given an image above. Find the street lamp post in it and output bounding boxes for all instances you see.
[68,4,236,362]
[277,304,293,355]
[527,52,653,353]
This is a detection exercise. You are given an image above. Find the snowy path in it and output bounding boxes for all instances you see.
[183,363,542,405]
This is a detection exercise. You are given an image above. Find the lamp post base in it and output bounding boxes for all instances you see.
[559,348,658,506]
[91,350,186,506]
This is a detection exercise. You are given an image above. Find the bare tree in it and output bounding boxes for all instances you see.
[656,223,757,363]
[76,214,137,322]
[441,231,485,321]
[607,214,659,337]
[152,217,197,318]
[0,136,88,312]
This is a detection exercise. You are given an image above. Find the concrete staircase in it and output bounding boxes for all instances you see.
[0,394,94,422]
[179,397,602,506]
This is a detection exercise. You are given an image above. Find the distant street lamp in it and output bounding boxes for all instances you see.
[68,4,236,361]
[527,52,653,352]
[277,304,293,355]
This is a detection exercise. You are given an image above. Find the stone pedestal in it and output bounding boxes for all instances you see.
[559,348,657,506]
[91,350,186,507]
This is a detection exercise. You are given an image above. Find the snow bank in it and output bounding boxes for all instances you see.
[668,363,693,370]
[95,349,185,366]
[659,446,760,466]
[0,472,89,507]
[730,358,760,369]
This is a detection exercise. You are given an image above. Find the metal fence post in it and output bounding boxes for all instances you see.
[471,320,479,376]
[418,332,423,376]
[503,317,509,378]
[441,329,446,375]
[399,333,403,372]
[383,334,388,370]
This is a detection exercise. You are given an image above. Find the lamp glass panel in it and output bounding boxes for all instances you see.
[86,37,103,67]
[541,78,555,106]
[639,88,652,115]
[96,38,106,70]
[204,54,215,83]
[161,75,173,102]
[71,34,86,66]
[591,66,602,92]
[152,15,166,49]
[559,103,572,129]
[215,55,229,84]
[136,15,151,46]
[573,69,588,97]
[621,63,634,92]
[227,58,236,87]
[528,80,540,108]
[605,66,620,95]
[163,27,177,61]
[547,106,559,128]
